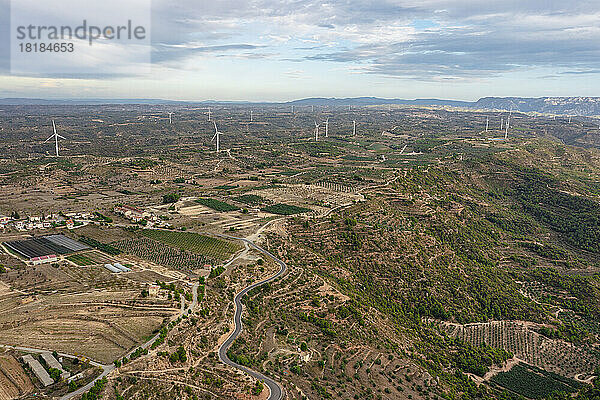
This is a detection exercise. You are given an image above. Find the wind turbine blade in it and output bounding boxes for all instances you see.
[44,135,55,143]
[56,134,66,140]
[52,120,57,135]
[213,121,218,132]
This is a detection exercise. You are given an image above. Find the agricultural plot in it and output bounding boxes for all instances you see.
[234,194,265,205]
[0,355,34,400]
[0,265,175,364]
[67,253,96,266]
[66,250,120,266]
[491,363,583,399]
[262,203,310,215]
[195,198,239,212]
[444,320,600,377]
[112,238,216,271]
[140,229,239,261]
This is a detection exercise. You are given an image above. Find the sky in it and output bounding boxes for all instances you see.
[0,0,599,102]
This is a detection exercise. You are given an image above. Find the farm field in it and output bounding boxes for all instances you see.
[234,194,264,205]
[262,203,310,215]
[0,289,175,364]
[66,250,120,266]
[491,362,584,398]
[195,198,239,212]
[0,354,33,400]
[443,320,600,378]
[139,229,240,261]
[112,237,215,271]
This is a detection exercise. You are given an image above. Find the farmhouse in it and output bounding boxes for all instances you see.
[31,254,58,265]
[148,284,160,296]
[114,205,150,222]
[21,355,54,387]
[40,352,70,380]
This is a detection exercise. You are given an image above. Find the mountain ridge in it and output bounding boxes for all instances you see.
[1,96,600,115]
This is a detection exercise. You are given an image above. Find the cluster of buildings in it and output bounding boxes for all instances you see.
[21,351,70,387]
[0,212,92,232]
[114,205,170,228]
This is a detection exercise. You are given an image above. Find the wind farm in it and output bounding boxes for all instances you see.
[0,100,600,400]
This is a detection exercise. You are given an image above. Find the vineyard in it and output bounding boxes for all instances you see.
[262,203,310,215]
[195,198,239,212]
[443,320,600,377]
[140,229,240,261]
[111,238,215,271]
[491,363,583,399]
[234,194,264,205]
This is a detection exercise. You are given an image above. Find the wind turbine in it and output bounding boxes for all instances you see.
[485,117,489,133]
[505,110,512,139]
[168,112,173,124]
[324,118,329,137]
[353,120,356,136]
[250,110,253,122]
[314,121,320,141]
[44,120,65,157]
[207,107,212,122]
[212,121,221,152]
[500,117,503,131]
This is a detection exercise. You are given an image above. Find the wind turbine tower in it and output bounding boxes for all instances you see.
[314,121,320,141]
[212,121,221,152]
[505,110,511,139]
[353,120,356,136]
[324,118,329,137]
[485,117,489,133]
[207,107,212,122]
[169,112,173,124]
[44,120,65,157]
[250,110,253,122]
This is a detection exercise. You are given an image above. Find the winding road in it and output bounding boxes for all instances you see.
[216,234,287,400]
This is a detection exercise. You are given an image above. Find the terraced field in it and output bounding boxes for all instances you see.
[443,320,600,378]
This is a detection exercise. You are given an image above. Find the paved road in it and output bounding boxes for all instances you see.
[216,234,287,400]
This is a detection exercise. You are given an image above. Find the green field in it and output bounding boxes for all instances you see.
[234,194,264,205]
[491,363,583,399]
[66,253,96,266]
[214,185,238,190]
[262,203,310,215]
[141,229,240,261]
[196,198,239,212]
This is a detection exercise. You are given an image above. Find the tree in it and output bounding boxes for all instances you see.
[49,367,61,381]
[68,380,79,392]
[162,193,181,204]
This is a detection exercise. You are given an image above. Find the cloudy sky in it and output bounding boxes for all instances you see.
[1,0,599,101]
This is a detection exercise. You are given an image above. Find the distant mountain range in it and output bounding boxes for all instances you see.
[1,96,600,116]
